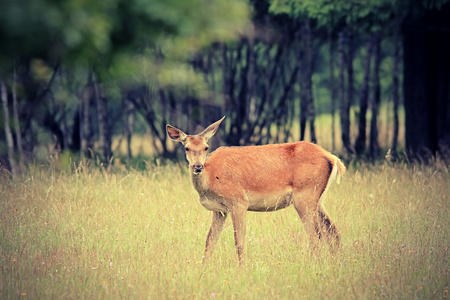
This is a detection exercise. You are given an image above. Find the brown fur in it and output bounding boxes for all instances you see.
[167,117,345,264]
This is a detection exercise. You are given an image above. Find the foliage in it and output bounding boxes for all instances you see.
[269,0,399,32]
[0,0,250,69]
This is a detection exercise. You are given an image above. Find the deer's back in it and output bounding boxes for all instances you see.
[204,141,335,194]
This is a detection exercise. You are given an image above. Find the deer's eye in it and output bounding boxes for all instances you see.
[185,148,190,152]
[205,147,209,151]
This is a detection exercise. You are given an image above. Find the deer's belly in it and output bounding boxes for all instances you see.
[247,190,293,212]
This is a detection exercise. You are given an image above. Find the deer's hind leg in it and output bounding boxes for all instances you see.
[292,188,323,251]
[317,205,341,250]
[292,185,341,252]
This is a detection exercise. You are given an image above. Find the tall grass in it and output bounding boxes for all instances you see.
[1,160,448,299]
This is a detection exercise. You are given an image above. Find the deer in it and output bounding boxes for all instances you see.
[166,116,346,264]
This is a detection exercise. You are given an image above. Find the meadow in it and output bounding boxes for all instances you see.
[1,157,448,299]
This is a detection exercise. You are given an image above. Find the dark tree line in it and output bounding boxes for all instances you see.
[403,3,450,161]
[1,0,450,176]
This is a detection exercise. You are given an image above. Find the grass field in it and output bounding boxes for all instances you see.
[1,158,448,299]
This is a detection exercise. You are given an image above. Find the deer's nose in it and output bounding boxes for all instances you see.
[193,164,204,174]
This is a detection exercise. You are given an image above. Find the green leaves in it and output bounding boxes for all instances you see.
[0,0,250,72]
[269,0,401,32]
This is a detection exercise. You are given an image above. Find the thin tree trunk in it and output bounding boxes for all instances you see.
[338,30,352,155]
[391,29,401,157]
[221,43,237,145]
[12,67,24,169]
[236,39,251,145]
[256,43,285,145]
[303,18,316,143]
[345,29,355,154]
[299,21,307,141]
[243,37,255,144]
[347,28,355,111]
[159,88,170,156]
[355,34,374,155]
[207,48,216,102]
[80,71,94,158]
[94,75,111,162]
[329,31,336,151]
[229,42,244,144]
[124,98,134,160]
[71,110,81,151]
[1,79,18,177]
[276,62,299,141]
[369,32,382,160]
[284,91,295,142]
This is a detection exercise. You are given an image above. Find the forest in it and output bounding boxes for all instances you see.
[1,0,450,175]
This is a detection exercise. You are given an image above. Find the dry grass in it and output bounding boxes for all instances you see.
[1,158,448,299]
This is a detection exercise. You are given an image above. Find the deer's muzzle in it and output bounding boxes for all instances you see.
[192,164,204,174]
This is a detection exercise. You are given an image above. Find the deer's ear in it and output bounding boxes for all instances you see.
[199,116,225,141]
[166,124,188,144]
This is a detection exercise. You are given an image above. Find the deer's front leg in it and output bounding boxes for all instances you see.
[231,204,247,265]
[203,211,228,262]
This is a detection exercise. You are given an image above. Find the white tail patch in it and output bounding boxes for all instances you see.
[319,157,343,207]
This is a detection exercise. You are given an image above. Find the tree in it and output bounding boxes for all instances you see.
[1,80,18,176]
[369,31,382,160]
[391,24,401,157]
[403,1,450,160]
[299,18,316,143]
[354,34,374,156]
[338,29,353,155]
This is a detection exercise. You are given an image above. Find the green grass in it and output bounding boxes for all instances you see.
[1,160,448,299]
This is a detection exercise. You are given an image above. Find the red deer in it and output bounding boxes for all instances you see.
[166,117,345,264]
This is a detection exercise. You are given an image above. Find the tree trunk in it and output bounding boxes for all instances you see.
[124,98,134,160]
[221,43,238,145]
[299,19,316,142]
[299,45,307,142]
[338,30,352,155]
[94,75,111,163]
[403,3,450,161]
[80,72,94,158]
[346,28,354,145]
[391,28,401,157]
[355,34,374,156]
[236,39,251,145]
[304,18,316,143]
[12,70,24,169]
[1,79,18,177]
[158,88,170,157]
[329,31,336,151]
[70,110,81,151]
[369,32,381,160]
[256,43,285,145]
[277,62,299,141]
[243,38,255,145]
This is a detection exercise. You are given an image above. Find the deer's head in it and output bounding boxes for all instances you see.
[167,117,225,175]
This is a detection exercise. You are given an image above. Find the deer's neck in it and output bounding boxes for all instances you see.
[190,172,209,195]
